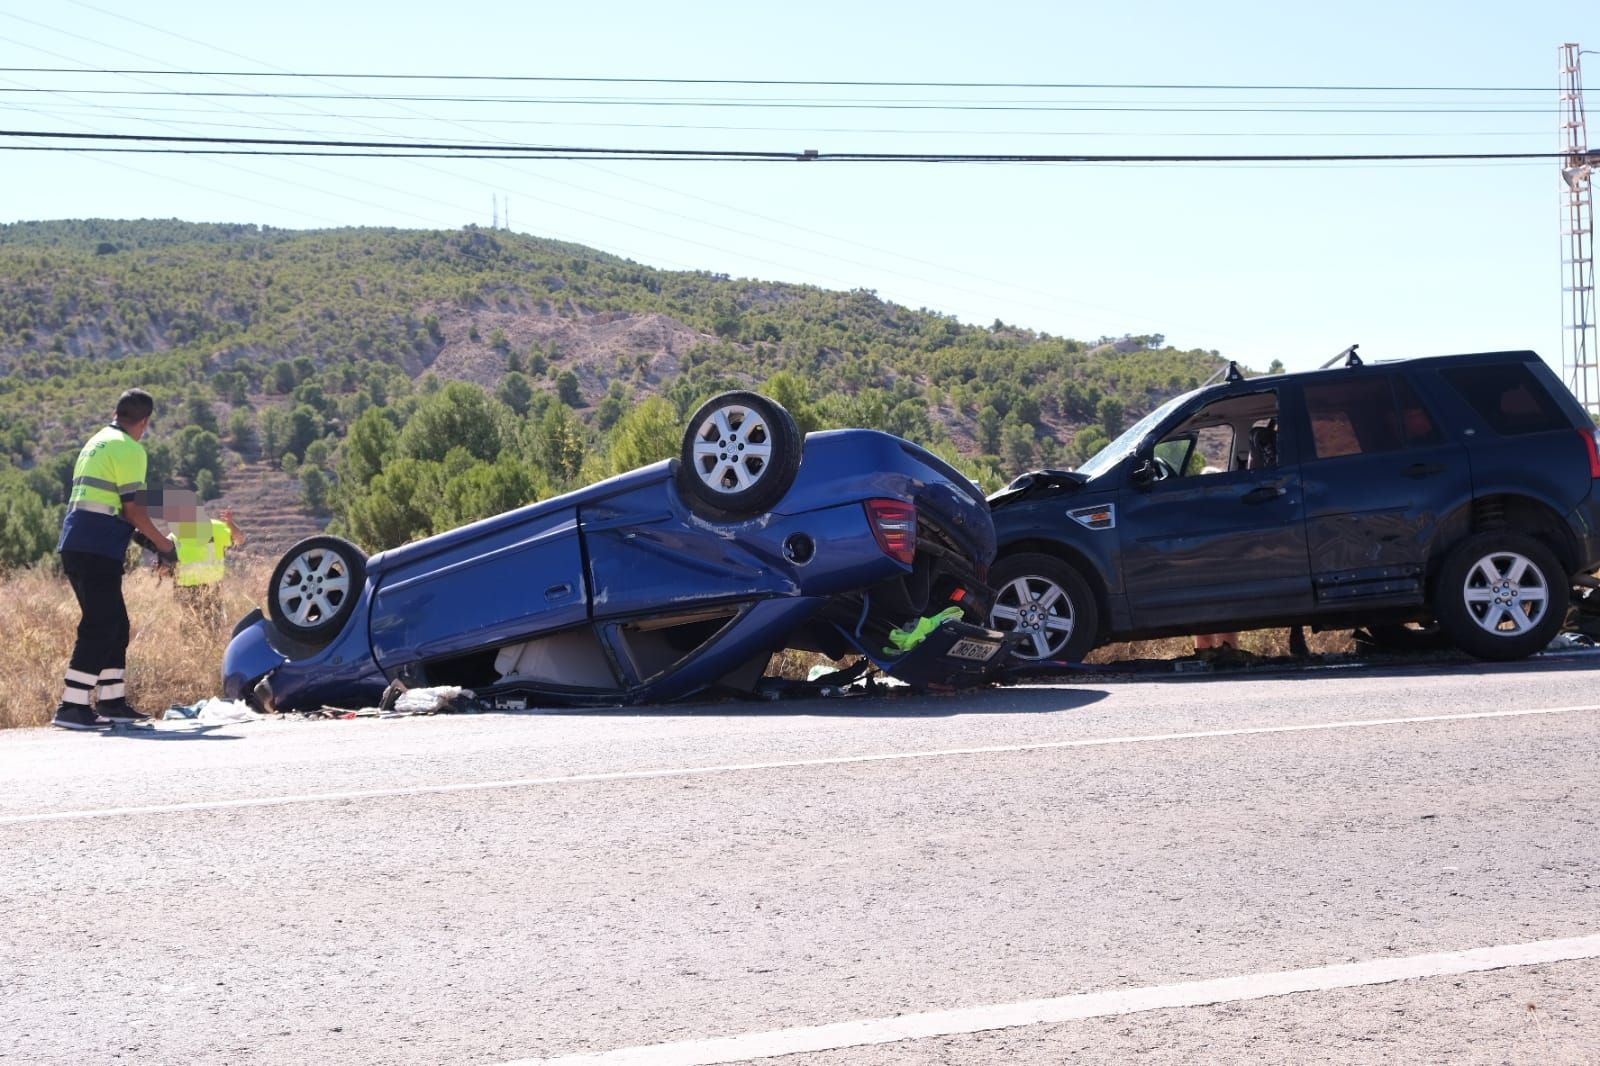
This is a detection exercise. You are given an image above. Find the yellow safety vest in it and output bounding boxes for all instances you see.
[174,519,233,587]
[67,424,146,517]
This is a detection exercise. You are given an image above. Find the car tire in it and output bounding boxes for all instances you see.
[988,552,1099,661]
[1432,532,1567,661]
[266,535,367,645]
[1354,620,1454,653]
[676,391,802,519]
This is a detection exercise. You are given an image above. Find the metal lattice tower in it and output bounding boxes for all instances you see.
[1560,43,1596,414]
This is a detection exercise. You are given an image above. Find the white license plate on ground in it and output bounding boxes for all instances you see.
[947,637,1001,662]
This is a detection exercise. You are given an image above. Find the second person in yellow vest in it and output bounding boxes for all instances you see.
[161,490,246,626]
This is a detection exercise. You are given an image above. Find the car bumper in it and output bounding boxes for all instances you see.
[1569,486,1600,574]
[221,611,287,703]
[222,610,388,712]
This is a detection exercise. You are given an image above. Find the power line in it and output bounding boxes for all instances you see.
[0,88,1562,114]
[17,0,1556,354]
[5,6,798,284]
[0,99,1553,139]
[0,67,1559,92]
[6,1,1185,338]
[0,128,1574,163]
[0,148,1560,167]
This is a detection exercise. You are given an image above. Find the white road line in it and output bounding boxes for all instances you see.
[3,703,1595,826]
[516,933,1600,1066]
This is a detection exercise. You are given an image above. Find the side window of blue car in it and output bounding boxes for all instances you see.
[1151,390,1281,478]
[1303,374,1440,460]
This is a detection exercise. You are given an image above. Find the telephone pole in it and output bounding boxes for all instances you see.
[1559,43,1596,415]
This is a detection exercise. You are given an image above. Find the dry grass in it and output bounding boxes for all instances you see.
[0,554,274,730]
[0,554,1360,730]
[1088,627,1355,664]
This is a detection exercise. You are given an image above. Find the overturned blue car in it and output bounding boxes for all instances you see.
[224,392,1012,711]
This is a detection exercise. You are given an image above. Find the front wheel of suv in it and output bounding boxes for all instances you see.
[989,553,1099,661]
[1433,532,1568,661]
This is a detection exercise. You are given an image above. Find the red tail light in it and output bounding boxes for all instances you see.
[865,499,916,565]
[1582,428,1600,479]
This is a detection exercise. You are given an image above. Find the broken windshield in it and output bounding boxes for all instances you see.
[1074,388,1200,480]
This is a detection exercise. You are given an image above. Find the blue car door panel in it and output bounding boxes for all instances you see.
[369,508,588,667]
[1295,370,1470,606]
[1119,467,1312,627]
[581,489,799,618]
[1115,384,1313,630]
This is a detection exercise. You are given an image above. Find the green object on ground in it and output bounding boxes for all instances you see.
[884,606,965,655]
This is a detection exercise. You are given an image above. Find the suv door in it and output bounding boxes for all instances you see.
[1293,370,1472,609]
[1118,386,1314,630]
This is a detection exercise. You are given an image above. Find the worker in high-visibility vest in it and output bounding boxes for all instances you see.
[53,388,175,730]
[165,492,246,625]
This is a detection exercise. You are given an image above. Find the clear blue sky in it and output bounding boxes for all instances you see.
[1,0,1594,374]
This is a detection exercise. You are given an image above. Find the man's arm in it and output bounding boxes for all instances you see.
[124,498,174,556]
[221,507,246,548]
[118,444,173,556]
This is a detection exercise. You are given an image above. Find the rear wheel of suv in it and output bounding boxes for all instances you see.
[1433,532,1567,661]
[989,553,1099,661]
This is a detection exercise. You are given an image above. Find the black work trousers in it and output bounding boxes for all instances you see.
[61,550,130,677]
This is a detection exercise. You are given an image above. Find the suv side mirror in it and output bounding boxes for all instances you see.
[1130,457,1158,489]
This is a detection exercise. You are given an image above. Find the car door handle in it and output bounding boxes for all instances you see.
[1405,463,1446,478]
[544,582,574,600]
[1242,485,1287,504]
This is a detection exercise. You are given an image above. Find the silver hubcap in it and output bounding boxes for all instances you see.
[1461,550,1549,636]
[991,575,1075,659]
[277,548,352,628]
[690,404,774,495]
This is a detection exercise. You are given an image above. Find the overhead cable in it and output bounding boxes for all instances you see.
[0,88,1562,115]
[0,67,1559,92]
[0,128,1576,163]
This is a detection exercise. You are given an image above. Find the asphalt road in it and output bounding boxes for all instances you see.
[3,654,1598,1065]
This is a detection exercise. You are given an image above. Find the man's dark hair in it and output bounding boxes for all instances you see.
[114,388,154,425]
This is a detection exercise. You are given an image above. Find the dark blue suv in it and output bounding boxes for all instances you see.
[987,350,1600,661]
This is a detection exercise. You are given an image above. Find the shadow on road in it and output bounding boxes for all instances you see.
[521,683,1112,719]
[97,723,242,741]
[1078,646,1600,686]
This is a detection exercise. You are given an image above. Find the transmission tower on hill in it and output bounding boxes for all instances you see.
[1560,43,1597,414]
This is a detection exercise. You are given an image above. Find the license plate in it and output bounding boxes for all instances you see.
[948,637,1000,662]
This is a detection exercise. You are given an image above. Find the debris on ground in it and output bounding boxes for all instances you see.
[390,684,477,714]
[287,682,485,720]
[163,698,261,724]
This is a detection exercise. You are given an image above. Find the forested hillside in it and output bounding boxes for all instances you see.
[0,218,1240,567]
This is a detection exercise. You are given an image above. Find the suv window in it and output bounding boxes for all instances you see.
[1154,390,1280,476]
[1394,375,1444,446]
[1442,363,1569,435]
[1305,377,1405,458]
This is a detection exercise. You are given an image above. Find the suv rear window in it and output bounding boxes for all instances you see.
[1442,363,1569,435]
